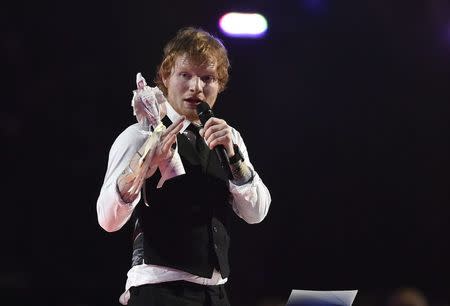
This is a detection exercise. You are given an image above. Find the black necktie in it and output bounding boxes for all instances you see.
[184,124,210,170]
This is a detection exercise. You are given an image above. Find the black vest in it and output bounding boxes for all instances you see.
[133,116,232,278]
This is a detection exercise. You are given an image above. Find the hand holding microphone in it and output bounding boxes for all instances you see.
[196,101,234,179]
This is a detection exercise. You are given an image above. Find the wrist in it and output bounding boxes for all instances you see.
[116,175,138,203]
[228,144,244,165]
[229,160,253,185]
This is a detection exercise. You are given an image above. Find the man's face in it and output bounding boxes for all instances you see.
[163,54,220,122]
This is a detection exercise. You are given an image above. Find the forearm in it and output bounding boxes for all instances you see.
[229,160,253,186]
[116,149,157,203]
[97,125,150,232]
[227,129,271,223]
[229,169,271,224]
[96,183,138,232]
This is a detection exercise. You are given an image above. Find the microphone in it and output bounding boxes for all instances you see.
[196,101,233,179]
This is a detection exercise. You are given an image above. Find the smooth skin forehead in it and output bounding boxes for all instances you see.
[174,54,218,73]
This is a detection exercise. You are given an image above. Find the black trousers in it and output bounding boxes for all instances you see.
[127,281,231,306]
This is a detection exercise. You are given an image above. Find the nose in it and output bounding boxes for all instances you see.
[189,76,204,93]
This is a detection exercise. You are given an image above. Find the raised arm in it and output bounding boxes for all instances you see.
[96,117,185,232]
[96,124,147,232]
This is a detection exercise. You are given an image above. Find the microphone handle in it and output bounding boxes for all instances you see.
[196,101,233,179]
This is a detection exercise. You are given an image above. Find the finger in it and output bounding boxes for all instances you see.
[208,134,233,151]
[203,117,224,131]
[204,125,230,143]
[129,174,143,195]
[161,121,184,143]
[139,150,155,174]
[203,120,227,139]
[161,118,184,143]
[132,175,146,195]
[165,116,185,134]
[171,119,185,134]
[206,129,231,143]
[161,133,177,154]
[129,158,150,194]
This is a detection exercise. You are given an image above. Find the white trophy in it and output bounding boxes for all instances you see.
[129,73,185,195]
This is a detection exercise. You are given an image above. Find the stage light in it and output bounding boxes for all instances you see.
[219,12,268,38]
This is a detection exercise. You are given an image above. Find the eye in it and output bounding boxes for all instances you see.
[179,72,191,79]
[201,75,217,84]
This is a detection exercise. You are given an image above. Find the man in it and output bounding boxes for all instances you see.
[96,27,271,306]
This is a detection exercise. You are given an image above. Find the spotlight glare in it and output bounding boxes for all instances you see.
[219,12,268,38]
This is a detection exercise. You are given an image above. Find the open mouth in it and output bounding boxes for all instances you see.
[184,98,203,108]
[184,97,202,104]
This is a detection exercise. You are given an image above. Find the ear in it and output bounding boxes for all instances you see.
[162,75,168,88]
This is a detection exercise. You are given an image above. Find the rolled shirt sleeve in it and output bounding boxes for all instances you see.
[228,129,271,224]
[96,124,147,232]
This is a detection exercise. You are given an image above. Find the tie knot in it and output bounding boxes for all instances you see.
[185,123,209,155]
[183,123,205,150]
[186,123,202,135]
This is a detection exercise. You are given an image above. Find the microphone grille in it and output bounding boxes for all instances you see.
[196,101,210,113]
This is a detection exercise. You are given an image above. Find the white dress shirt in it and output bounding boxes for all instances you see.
[96,102,271,305]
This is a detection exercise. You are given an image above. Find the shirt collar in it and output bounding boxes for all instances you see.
[164,101,200,133]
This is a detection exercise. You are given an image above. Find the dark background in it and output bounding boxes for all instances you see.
[2,0,449,305]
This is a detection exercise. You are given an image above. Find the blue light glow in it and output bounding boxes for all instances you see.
[302,0,328,14]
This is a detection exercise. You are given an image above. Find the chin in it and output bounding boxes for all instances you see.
[183,110,198,121]
[186,114,199,122]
